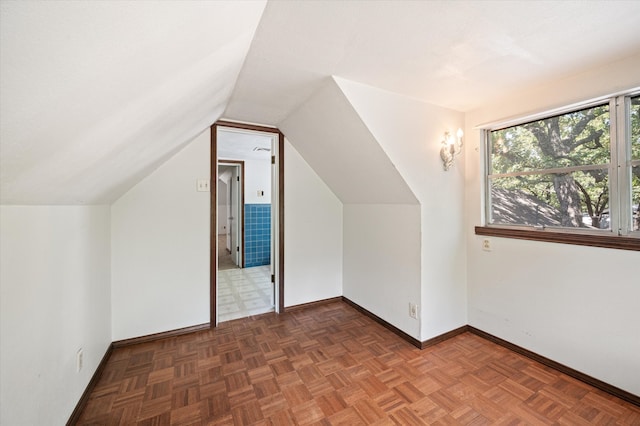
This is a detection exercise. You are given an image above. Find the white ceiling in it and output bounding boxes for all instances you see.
[2,0,640,204]
[218,129,273,161]
[226,0,640,124]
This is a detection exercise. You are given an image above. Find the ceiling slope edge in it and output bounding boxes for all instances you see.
[279,77,418,205]
[333,76,466,208]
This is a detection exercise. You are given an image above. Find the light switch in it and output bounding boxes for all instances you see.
[197,179,210,192]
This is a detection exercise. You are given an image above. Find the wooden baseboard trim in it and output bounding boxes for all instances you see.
[68,323,210,423]
[468,326,640,407]
[341,297,423,349]
[334,301,639,406]
[285,296,343,312]
[420,325,469,349]
[66,343,113,425]
[113,323,211,348]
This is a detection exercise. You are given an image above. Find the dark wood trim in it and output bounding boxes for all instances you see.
[212,121,285,323]
[210,122,220,326]
[475,226,640,251]
[241,162,245,268]
[68,305,639,423]
[278,131,285,313]
[216,120,280,134]
[467,326,640,407]
[218,159,246,268]
[341,297,422,349]
[112,323,210,348]
[285,297,342,312]
[66,343,113,425]
[420,325,469,350]
[340,298,468,350]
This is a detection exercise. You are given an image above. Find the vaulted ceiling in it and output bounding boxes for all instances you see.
[2,0,639,205]
[0,1,267,204]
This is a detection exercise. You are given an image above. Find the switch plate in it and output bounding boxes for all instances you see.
[197,179,210,192]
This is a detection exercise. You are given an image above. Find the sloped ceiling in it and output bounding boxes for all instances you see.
[0,1,266,204]
[280,77,418,205]
[225,0,640,125]
[2,1,640,205]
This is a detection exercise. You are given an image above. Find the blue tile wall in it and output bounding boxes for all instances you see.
[244,204,271,267]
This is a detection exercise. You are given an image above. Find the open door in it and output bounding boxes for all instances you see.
[270,135,278,308]
[229,164,242,267]
[219,162,243,268]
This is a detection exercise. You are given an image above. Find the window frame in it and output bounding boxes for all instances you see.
[621,94,640,237]
[477,90,640,251]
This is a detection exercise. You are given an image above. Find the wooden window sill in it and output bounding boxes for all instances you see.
[475,226,640,251]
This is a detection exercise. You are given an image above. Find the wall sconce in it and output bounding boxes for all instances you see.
[440,128,464,171]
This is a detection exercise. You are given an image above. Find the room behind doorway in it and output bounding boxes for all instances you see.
[216,127,277,322]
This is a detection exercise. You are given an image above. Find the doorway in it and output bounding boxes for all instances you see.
[217,161,243,271]
[211,121,284,326]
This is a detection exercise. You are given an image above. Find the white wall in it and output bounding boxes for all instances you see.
[336,78,467,341]
[280,78,417,204]
[111,129,211,340]
[465,53,640,395]
[217,179,228,234]
[111,131,344,337]
[284,140,343,306]
[244,158,272,204]
[0,205,111,425]
[280,77,424,338]
[343,204,421,338]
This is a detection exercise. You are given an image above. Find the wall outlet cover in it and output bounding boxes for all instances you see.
[409,303,418,319]
[76,348,83,372]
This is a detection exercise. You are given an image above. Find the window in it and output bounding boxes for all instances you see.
[630,95,640,232]
[483,92,640,244]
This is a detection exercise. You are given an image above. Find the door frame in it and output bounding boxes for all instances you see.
[210,121,285,326]
[217,160,245,268]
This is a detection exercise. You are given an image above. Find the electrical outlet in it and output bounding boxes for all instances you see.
[482,238,491,251]
[77,348,83,372]
[196,179,210,192]
[409,303,418,319]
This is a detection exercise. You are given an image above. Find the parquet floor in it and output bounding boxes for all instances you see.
[76,301,640,425]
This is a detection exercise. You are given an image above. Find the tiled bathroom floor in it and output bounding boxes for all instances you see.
[217,234,238,271]
[217,265,274,322]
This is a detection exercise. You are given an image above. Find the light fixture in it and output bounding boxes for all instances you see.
[440,128,464,171]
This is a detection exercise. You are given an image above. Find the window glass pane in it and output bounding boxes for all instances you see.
[633,165,639,231]
[631,95,640,160]
[491,104,610,174]
[631,96,640,231]
[490,170,610,229]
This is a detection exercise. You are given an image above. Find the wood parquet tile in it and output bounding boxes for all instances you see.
[76,301,640,425]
